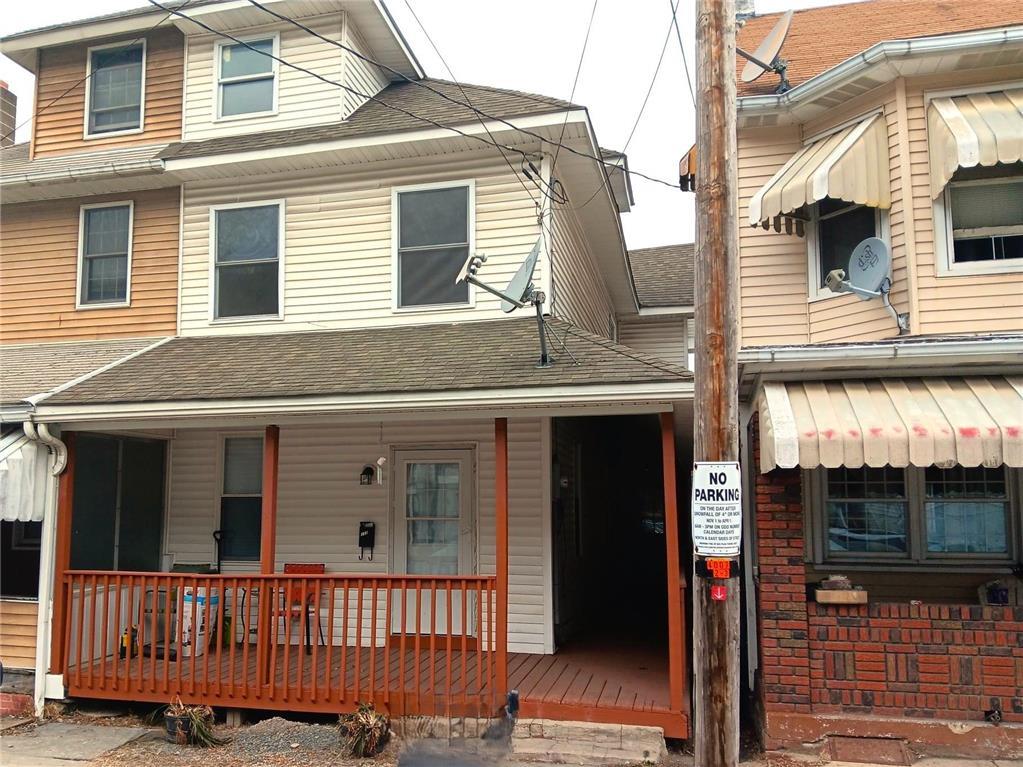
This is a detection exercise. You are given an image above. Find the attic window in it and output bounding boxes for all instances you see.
[86,42,145,136]
[217,36,277,118]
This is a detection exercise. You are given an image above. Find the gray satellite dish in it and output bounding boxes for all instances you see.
[501,238,541,313]
[738,10,793,93]
[847,237,890,299]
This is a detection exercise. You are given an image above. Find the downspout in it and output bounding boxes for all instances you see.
[738,403,759,694]
[22,421,68,717]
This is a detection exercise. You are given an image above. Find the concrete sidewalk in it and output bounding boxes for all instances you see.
[0,722,145,767]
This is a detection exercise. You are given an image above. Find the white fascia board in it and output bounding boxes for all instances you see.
[372,0,425,79]
[737,26,1023,122]
[163,110,589,174]
[637,306,694,317]
[738,337,1023,368]
[32,380,694,425]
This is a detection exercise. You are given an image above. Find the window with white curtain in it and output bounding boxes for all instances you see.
[948,175,1023,265]
[87,42,144,135]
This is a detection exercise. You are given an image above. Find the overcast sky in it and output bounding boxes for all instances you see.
[0,0,851,249]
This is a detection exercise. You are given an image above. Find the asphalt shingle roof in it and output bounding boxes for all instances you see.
[0,337,161,404]
[46,318,690,406]
[627,244,694,308]
[161,78,576,161]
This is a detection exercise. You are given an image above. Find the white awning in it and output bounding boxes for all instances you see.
[928,88,1023,198]
[757,376,1023,472]
[748,113,891,232]
[0,429,50,522]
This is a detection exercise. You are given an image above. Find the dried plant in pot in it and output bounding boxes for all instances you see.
[164,697,225,747]
[339,702,391,758]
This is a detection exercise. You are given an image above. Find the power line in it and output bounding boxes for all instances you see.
[551,0,600,177]
[669,0,697,107]
[1,1,191,145]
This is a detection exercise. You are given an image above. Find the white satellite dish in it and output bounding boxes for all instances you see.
[501,238,541,314]
[847,237,890,299]
[737,10,793,93]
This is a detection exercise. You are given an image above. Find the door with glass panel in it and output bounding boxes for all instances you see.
[392,450,475,637]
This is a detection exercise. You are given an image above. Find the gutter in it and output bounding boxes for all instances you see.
[1,157,164,189]
[737,25,1023,118]
[738,335,1023,365]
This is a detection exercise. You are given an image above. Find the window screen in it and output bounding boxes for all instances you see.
[214,205,280,318]
[219,39,275,117]
[816,198,877,289]
[220,437,263,560]
[88,45,143,134]
[397,186,470,307]
[924,466,1009,555]
[81,205,130,304]
[950,179,1023,263]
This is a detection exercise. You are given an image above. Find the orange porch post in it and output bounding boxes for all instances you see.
[49,431,76,675]
[494,417,509,703]
[660,411,686,714]
[256,425,280,687]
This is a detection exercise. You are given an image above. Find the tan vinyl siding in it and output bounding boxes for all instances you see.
[183,14,348,141]
[342,16,390,118]
[0,599,38,671]
[619,316,688,367]
[164,419,550,654]
[550,201,614,338]
[31,28,183,158]
[0,187,180,343]
[179,156,543,334]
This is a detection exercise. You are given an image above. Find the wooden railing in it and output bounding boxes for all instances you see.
[61,571,499,717]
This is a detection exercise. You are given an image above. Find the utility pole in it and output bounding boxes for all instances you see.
[693,0,740,765]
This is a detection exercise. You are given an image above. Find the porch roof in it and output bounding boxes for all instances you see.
[43,318,690,408]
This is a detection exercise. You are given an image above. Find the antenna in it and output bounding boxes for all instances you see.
[737,9,793,94]
[824,236,909,334]
[456,237,553,367]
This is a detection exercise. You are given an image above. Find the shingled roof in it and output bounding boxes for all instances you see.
[161,78,576,162]
[737,0,1023,97]
[627,244,694,308]
[45,318,689,406]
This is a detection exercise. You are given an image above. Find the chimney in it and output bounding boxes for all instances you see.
[0,81,16,147]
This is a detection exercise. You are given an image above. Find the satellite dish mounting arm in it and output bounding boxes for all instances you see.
[462,274,527,309]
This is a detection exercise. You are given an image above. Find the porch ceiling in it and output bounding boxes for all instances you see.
[39,318,690,413]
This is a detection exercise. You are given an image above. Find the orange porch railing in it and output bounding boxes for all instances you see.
[61,570,500,718]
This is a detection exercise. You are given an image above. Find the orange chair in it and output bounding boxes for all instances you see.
[282,563,326,654]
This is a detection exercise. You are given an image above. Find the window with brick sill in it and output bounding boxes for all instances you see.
[806,465,1021,567]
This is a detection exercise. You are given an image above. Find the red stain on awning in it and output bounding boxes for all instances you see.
[959,426,980,438]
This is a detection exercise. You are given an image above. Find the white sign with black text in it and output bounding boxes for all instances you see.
[691,461,742,557]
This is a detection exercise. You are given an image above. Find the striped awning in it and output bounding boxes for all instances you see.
[748,113,891,233]
[756,377,1023,472]
[928,88,1023,198]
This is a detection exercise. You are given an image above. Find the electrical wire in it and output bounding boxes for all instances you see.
[0,1,192,145]
[551,0,600,177]
[670,0,697,107]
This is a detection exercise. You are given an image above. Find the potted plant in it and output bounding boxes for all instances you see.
[339,702,390,757]
[164,697,224,747]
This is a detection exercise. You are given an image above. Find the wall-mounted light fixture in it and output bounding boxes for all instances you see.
[360,465,375,485]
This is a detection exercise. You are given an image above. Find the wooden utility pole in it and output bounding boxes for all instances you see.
[693,0,740,765]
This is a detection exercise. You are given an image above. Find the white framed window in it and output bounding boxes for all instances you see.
[77,201,133,308]
[934,168,1023,276]
[209,200,285,322]
[218,435,263,562]
[392,180,475,311]
[806,197,888,300]
[215,34,278,120]
[84,40,145,138]
[806,465,1021,568]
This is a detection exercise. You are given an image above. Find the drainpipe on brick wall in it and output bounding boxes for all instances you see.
[22,422,68,717]
[739,404,758,693]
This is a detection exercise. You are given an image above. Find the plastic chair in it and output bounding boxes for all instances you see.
[282,563,326,654]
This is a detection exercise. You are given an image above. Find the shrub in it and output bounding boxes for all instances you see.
[339,702,390,758]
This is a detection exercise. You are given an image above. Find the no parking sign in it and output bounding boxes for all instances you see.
[691,462,742,557]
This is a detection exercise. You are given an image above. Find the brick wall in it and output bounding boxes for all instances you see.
[754,464,1023,725]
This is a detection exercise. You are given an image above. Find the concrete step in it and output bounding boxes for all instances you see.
[510,718,667,765]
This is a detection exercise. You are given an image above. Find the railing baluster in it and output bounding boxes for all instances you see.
[311,577,321,703]
[148,576,157,693]
[99,575,110,692]
[369,579,378,704]
[269,579,281,701]
[73,576,85,689]
[354,579,364,703]
[325,578,336,705]
[476,579,484,716]
[429,580,437,716]
[446,578,453,721]
[383,581,392,708]
[162,577,172,696]
[414,578,422,713]
[86,575,97,692]
[239,579,250,700]
[461,580,468,713]
[297,578,307,702]
[398,579,407,715]
[340,579,350,702]
[213,579,225,697]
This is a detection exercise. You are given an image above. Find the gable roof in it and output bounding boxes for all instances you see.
[627,244,694,308]
[160,78,576,162]
[737,0,1023,97]
[44,319,689,407]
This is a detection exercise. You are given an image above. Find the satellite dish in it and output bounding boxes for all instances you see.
[738,10,793,93]
[500,238,541,313]
[847,237,890,299]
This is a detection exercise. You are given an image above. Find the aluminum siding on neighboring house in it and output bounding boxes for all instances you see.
[178,157,545,334]
[550,199,615,338]
[0,599,37,671]
[619,316,689,368]
[164,418,550,654]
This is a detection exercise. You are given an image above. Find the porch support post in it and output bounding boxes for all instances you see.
[660,412,686,714]
[495,417,509,700]
[257,425,280,688]
[49,431,75,676]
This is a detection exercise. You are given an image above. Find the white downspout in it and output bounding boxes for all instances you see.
[22,421,67,717]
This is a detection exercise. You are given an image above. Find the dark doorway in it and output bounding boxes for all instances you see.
[0,521,41,598]
[71,434,166,572]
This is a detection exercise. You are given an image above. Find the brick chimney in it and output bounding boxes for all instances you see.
[0,81,17,147]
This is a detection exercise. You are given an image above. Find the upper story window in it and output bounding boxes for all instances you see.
[78,202,133,307]
[808,197,883,299]
[212,202,284,321]
[217,36,278,119]
[394,182,473,309]
[86,42,145,136]
[810,465,1018,567]
[946,167,1023,267]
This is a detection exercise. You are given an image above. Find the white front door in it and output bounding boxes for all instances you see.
[392,449,476,636]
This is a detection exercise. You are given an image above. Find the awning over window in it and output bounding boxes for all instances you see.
[0,429,50,522]
[756,377,1023,472]
[748,113,891,233]
[928,88,1023,198]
